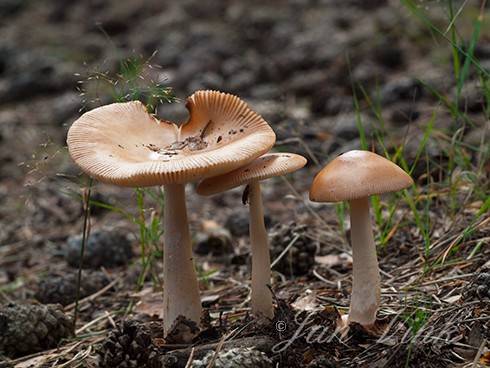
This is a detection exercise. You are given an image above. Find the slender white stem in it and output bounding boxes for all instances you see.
[163,184,202,336]
[348,197,380,326]
[248,180,274,318]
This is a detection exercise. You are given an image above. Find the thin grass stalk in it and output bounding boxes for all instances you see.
[73,178,93,332]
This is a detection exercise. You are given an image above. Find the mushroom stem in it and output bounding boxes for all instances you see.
[163,183,202,335]
[248,180,274,318]
[348,197,380,326]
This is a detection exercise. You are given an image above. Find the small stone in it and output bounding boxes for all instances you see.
[0,52,75,105]
[50,92,81,125]
[325,95,352,116]
[227,70,256,92]
[455,81,485,113]
[188,72,224,92]
[250,84,281,100]
[332,113,373,141]
[380,77,423,105]
[390,103,420,126]
[288,70,329,97]
[373,38,404,69]
[351,61,385,88]
[464,125,490,147]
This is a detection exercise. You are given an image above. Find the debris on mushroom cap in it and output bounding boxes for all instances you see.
[196,152,307,196]
[66,90,276,187]
[309,150,413,202]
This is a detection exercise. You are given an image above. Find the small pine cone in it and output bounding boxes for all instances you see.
[192,347,272,368]
[463,272,490,301]
[65,229,133,269]
[0,303,73,358]
[35,270,110,306]
[99,320,160,368]
[307,356,338,368]
[270,222,316,277]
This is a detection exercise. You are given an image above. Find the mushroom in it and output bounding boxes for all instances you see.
[309,150,413,327]
[197,153,307,318]
[67,90,276,337]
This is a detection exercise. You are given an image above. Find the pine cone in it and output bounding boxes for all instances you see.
[192,347,272,368]
[35,270,110,306]
[65,229,133,269]
[270,222,316,277]
[464,272,490,301]
[0,303,73,358]
[99,320,160,368]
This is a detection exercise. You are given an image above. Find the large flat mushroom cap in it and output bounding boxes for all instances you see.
[196,152,307,196]
[67,90,276,186]
[309,150,413,202]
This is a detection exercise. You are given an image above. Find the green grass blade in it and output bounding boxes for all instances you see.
[400,0,489,79]
[457,14,482,96]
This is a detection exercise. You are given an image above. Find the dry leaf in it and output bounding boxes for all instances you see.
[201,294,220,304]
[15,356,49,368]
[480,351,490,366]
[315,253,352,268]
[442,294,462,304]
[292,291,317,311]
[134,291,164,319]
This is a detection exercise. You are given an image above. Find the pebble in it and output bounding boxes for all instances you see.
[332,113,373,141]
[288,70,329,97]
[380,77,423,105]
[250,84,281,100]
[0,51,74,105]
[389,102,420,126]
[454,80,485,113]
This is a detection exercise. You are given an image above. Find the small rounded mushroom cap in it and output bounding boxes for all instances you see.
[196,152,307,196]
[67,91,276,186]
[309,150,413,202]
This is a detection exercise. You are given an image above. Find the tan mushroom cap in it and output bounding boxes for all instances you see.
[67,90,276,186]
[196,152,307,196]
[309,150,413,202]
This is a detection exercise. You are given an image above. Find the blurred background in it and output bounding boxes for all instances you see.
[1,0,490,265]
[1,0,489,261]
